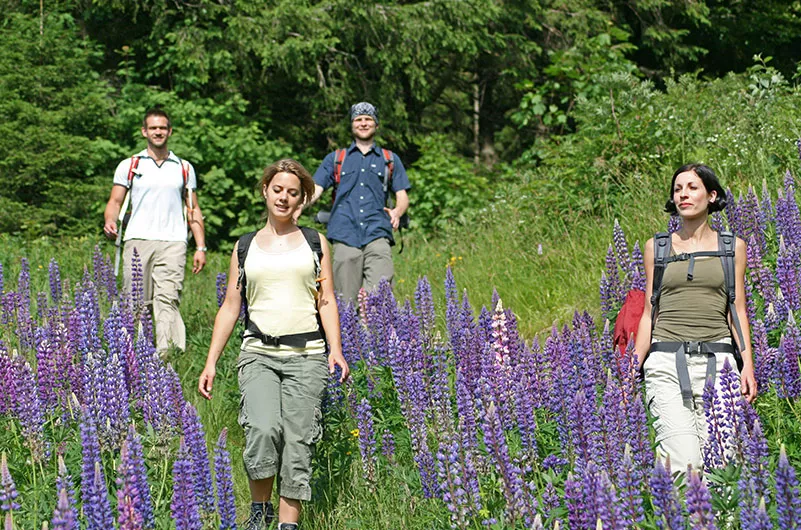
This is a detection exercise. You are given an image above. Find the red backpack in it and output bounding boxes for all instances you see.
[612,289,645,355]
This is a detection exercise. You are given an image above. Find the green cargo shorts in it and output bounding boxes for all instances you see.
[237,350,328,501]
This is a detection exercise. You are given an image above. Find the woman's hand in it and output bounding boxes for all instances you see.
[740,363,757,403]
[328,352,350,383]
[198,365,217,400]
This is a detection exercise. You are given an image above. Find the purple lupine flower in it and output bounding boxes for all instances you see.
[121,425,154,528]
[616,445,645,524]
[35,325,58,414]
[540,481,559,516]
[650,456,685,530]
[480,399,531,525]
[355,398,378,484]
[596,372,626,480]
[778,312,801,398]
[599,273,613,322]
[0,453,19,511]
[747,235,776,308]
[102,352,131,448]
[567,388,600,475]
[760,178,774,230]
[630,240,646,291]
[776,171,801,251]
[17,257,30,311]
[776,445,801,529]
[435,432,474,530]
[51,487,77,530]
[214,429,237,530]
[751,320,776,393]
[12,354,47,460]
[736,186,762,250]
[685,468,716,529]
[444,266,463,351]
[129,249,144,314]
[117,439,144,530]
[381,429,395,462]
[604,244,623,307]
[171,438,202,530]
[0,344,12,416]
[181,402,215,513]
[749,497,773,530]
[710,211,725,232]
[702,375,726,469]
[80,410,114,530]
[597,470,626,530]
[0,263,4,295]
[564,472,587,529]
[776,237,800,311]
[613,219,632,290]
[765,301,782,333]
[667,214,682,233]
[53,456,77,530]
[215,273,227,308]
[414,276,435,345]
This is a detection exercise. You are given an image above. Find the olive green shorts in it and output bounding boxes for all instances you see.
[237,350,328,501]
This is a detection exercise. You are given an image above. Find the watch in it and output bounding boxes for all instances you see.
[197,246,208,252]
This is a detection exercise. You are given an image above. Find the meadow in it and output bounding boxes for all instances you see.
[3,152,801,529]
[2,67,801,529]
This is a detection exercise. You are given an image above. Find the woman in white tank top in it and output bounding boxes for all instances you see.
[199,159,349,530]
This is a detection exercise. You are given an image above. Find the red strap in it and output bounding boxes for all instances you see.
[181,160,189,186]
[126,156,140,188]
[333,148,346,185]
[382,148,394,184]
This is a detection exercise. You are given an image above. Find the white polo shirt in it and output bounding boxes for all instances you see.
[113,150,197,242]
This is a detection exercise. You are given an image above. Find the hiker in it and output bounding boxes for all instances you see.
[198,159,349,530]
[633,163,757,471]
[303,101,410,304]
[103,108,206,353]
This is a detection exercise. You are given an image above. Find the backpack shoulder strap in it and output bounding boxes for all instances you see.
[236,231,258,328]
[333,149,347,186]
[718,230,746,362]
[236,231,258,290]
[299,226,323,280]
[650,232,672,326]
[381,149,394,197]
[126,156,140,189]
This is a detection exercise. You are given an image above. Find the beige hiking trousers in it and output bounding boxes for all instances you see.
[643,337,738,471]
[124,240,187,352]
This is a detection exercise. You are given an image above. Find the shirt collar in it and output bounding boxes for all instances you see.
[346,141,381,156]
[136,149,180,164]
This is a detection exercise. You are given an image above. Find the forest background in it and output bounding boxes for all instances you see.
[1,0,801,329]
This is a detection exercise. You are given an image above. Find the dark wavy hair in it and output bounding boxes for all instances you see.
[664,163,727,215]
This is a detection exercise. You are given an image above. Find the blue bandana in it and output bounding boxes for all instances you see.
[350,102,378,124]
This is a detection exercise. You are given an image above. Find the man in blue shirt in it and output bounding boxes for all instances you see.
[306,102,410,304]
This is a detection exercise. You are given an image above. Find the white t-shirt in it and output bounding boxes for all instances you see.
[113,150,197,242]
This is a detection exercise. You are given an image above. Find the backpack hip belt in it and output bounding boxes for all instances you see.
[649,340,735,407]
[242,321,323,348]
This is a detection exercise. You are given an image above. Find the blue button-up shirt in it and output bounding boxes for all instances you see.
[313,142,410,248]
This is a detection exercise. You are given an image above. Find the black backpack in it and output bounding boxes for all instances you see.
[650,230,745,368]
[235,227,326,346]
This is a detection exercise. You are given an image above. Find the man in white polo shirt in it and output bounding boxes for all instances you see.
[103,108,206,353]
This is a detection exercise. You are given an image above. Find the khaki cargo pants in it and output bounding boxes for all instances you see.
[237,350,328,501]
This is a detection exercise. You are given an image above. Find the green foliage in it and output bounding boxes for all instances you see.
[0,12,120,237]
[406,135,487,232]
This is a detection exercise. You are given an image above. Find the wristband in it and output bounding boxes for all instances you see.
[197,246,208,252]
